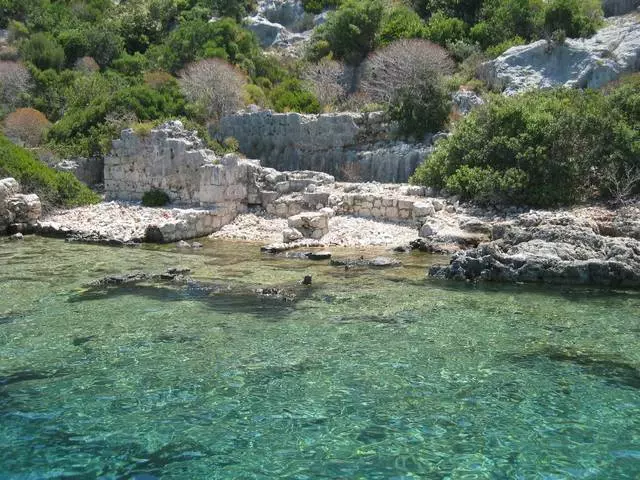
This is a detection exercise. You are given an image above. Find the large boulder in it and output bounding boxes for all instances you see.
[479,16,640,94]
[0,178,42,234]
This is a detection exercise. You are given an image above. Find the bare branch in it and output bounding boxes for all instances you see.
[302,58,348,108]
[359,39,455,104]
[0,61,32,113]
[179,59,246,125]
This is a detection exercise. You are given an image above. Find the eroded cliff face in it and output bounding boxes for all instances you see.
[216,111,432,183]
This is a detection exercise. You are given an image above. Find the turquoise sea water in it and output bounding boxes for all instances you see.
[1,236,639,479]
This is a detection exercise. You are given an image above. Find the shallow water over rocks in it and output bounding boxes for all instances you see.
[1,237,639,479]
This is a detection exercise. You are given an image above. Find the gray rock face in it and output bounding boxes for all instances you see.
[602,0,640,16]
[480,16,640,94]
[429,214,640,287]
[54,157,104,186]
[217,111,431,183]
[452,90,484,115]
[0,177,42,234]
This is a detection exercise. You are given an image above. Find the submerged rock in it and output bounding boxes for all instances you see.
[330,256,402,268]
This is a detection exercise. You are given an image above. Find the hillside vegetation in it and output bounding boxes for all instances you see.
[0,133,100,208]
[1,0,635,207]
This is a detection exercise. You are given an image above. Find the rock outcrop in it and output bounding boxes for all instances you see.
[603,0,640,16]
[429,212,640,287]
[479,15,640,94]
[217,111,432,183]
[0,177,41,235]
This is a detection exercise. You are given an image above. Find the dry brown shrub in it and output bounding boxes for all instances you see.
[359,39,455,104]
[0,61,32,113]
[179,59,246,125]
[3,108,52,146]
[302,58,347,108]
[74,56,100,73]
[144,70,175,88]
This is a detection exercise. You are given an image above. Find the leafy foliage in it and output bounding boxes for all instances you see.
[411,87,639,206]
[141,188,170,207]
[270,79,321,114]
[0,133,100,208]
[309,0,385,65]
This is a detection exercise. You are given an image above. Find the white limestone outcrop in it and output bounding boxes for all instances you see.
[479,15,640,94]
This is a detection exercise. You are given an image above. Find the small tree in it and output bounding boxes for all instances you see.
[302,58,347,108]
[0,61,31,114]
[179,58,246,125]
[360,39,455,104]
[3,108,51,147]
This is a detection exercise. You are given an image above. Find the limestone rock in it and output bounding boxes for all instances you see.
[282,227,303,243]
[413,202,436,219]
[452,90,484,115]
[479,16,640,94]
[429,215,640,287]
[287,211,329,239]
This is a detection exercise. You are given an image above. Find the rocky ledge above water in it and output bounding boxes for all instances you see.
[429,206,640,287]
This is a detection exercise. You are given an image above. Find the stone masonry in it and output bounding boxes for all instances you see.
[216,111,432,183]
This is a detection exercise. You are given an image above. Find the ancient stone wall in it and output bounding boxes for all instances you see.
[105,121,252,212]
[216,111,431,183]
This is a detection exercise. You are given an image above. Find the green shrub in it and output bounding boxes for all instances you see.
[411,88,638,206]
[20,32,65,71]
[302,0,341,14]
[270,79,320,113]
[141,188,170,207]
[389,71,451,138]
[485,36,526,58]
[543,0,602,39]
[309,0,384,64]
[0,133,100,209]
[379,5,426,45]
[425,12,468,47]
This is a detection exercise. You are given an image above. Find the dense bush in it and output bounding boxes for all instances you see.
[270,79,321,113]
[389,72,451,138]
[411,87,639,206]
[302,0,342,14]
[179,58,246,125]
[360,39,453,136]
[379,5,426,45]
[543,0,601,39]
[19,32,65,70]
[141,188,170,207]
[424,12,468,47]
[0,133,100,208]
[309,0,385,65]
[2,108,51,146]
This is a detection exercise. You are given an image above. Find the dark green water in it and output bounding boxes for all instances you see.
[1,237,639,479]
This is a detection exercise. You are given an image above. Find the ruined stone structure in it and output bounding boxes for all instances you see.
[0,177,41,234]
[216,111,432,183]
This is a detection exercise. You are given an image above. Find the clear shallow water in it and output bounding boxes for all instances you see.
[1,237,639,480]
